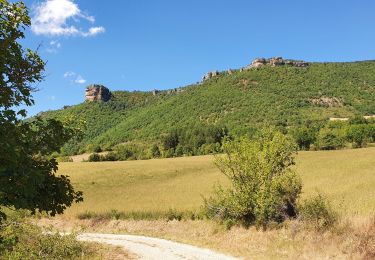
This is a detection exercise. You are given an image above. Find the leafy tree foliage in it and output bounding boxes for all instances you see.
[346,124,373,148]
[162,125,228,157]
[0,0,82,220]
[289,125,317,150]
[204,130,302,228]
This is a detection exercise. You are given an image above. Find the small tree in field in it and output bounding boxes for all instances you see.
[204,130,302,228]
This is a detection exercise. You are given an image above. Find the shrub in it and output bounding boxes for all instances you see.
[0,220,86,259]
[299,194,338,231]
[346,124,372,148]
[289,126,317,150]
[150,144,161,158]
[162,130,179,150]
[315,127,346,150]
[88,153,101,162]
[93,146,102,153]
[56,156,73,162]
[204,130,302,228]
[114,145,135,160]
[102,152,117,161]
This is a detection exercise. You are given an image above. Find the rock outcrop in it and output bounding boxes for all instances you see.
[245,57,309,70]
[201,57,308,83]
[85,85,111,102]
[251,58,267,68]
[152,89,160,96]
[167,88,185,94]
[310,97,343,107]
[202,71,220,82]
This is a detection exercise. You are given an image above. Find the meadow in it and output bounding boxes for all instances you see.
[60,147,375,218]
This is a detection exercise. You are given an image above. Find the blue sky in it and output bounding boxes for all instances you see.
[21,0,375,116]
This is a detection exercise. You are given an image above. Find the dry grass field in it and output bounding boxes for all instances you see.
[44,214,375,259]
[45,147,375,259]
[58,147,375,218]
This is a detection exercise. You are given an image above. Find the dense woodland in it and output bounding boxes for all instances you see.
[39,61,375,160]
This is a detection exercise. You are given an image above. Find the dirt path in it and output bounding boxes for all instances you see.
[77,233,237,260]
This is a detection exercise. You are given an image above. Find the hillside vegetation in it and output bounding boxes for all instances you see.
[40,61,375,155]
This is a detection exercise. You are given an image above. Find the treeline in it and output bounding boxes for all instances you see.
[85,119,375,162]
[290,118,375,150]
[87,125,228,162]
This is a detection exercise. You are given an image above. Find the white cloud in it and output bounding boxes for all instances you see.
[32,0,105,37]
[49,95,56,101]
[46,40,62,53]
[74,75,86,84]
[64,71,86,84]
[82,26,106,37]
[64,71,76,78]
[50,40,61,48]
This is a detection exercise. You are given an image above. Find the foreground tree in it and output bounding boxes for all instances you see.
[0,0,82,220]
[204,130,302,228]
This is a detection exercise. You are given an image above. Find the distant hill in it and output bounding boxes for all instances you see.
[39,59,375,155]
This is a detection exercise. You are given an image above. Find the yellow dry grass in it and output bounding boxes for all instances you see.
[45,148,375,259]
[40,216,375,259]
[58,147,375,217]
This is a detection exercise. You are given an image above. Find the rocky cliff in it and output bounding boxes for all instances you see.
[202,57,309,82]
[245,57,309,70]
[85,85,111,102]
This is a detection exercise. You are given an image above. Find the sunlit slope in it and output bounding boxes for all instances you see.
[43,61,375,153]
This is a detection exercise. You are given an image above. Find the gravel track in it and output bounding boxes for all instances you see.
[77,233,238,260]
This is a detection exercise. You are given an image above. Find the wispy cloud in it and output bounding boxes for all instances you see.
[63,71,76,78]
[50,40,61,48]
[64,71,86,84]
[46,40,62,53]
[74,75,86,84]
[32,0,105,37]
[82,26,105,37]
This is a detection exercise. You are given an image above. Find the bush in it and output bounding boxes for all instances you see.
[204,130,302,228]
[114,145,135,160]
[289,126,317,150]
[93,146,102,153]
[0,220,87,259]
[150,144,161,158]
[315,127,346,150]
[299,194,338,231]
[346,124,372,148]
[88,153,101,162]
[102,152,117,161]
[56,156,73,162]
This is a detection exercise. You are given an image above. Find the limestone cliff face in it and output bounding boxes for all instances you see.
[201,57,309,82]
[245,57,309,70]
[85,85,111,102]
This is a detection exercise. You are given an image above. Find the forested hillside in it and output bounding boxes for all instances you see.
[39,60,375,156]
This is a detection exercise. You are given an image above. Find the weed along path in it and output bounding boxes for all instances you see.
[77,233,237,260]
